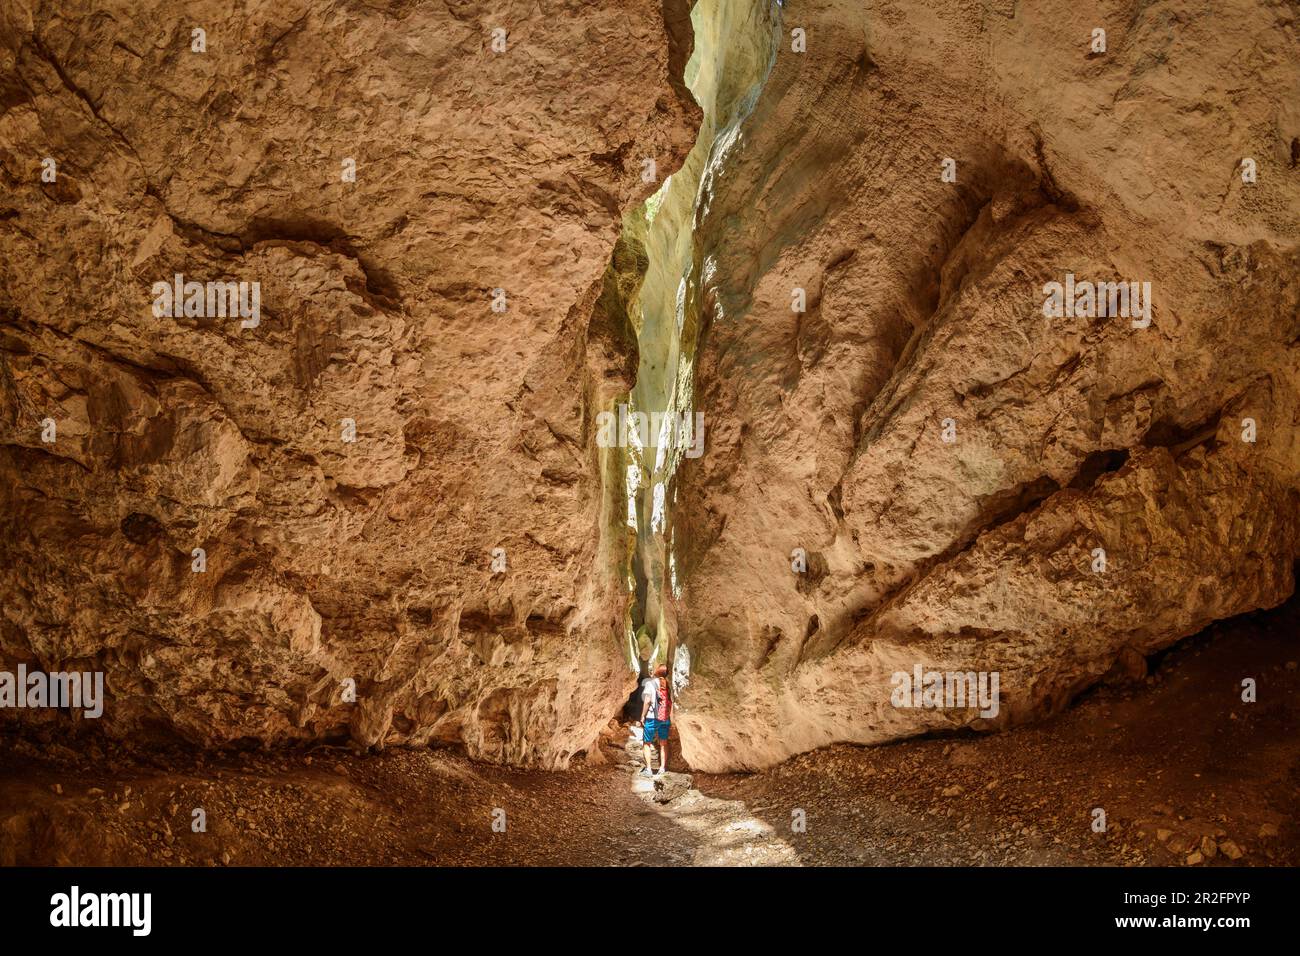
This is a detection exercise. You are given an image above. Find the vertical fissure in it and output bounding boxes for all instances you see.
[603,0,782,686]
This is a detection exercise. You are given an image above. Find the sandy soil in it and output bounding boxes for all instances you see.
[1,601,1296,867]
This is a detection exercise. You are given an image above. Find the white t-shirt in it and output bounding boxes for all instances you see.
[641,677,659,718]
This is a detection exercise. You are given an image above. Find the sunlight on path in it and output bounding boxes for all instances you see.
[622,731,799,866]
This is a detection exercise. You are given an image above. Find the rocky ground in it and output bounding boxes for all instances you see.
[1,599,1295,867]
[692,602,1300,866]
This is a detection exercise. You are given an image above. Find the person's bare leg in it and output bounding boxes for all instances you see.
[642,741,653,771]
[659,738,669,773]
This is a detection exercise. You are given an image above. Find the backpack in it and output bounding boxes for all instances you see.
[654,678,671,722]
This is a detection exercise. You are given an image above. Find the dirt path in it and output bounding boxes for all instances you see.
[687,600,1300,866]
[2,601,1296,867]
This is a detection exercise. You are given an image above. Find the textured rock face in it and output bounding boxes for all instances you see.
[622,0,780,667]
[0,0,697,765]
[670,0,1300,770]
[2,0,1297,776]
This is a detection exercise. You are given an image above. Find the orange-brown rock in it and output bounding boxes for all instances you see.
[2,0,1298,776]
[0,0,698,766]
[670,0,1300,770]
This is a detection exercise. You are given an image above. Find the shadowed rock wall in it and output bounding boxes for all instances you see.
[0,0,699,767]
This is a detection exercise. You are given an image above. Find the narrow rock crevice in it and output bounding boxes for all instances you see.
[596,0,783,682]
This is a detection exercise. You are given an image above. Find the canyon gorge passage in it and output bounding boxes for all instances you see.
[1,0,1298,796]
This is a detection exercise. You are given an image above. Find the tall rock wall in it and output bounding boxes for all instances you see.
[670,0,1300,771]
[0,0,698,766]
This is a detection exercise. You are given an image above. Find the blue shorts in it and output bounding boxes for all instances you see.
[643,718,670,743]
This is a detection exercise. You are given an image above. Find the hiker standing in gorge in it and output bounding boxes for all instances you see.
[639,664,672,778]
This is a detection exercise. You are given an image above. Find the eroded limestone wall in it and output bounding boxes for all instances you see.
[0,0,699,767]
[671,0,1300,771]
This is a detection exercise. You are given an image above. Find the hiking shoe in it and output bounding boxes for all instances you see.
[638,767,654,778]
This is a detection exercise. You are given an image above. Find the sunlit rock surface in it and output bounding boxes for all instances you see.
[620,0,781,671]
[0,0,698,766]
